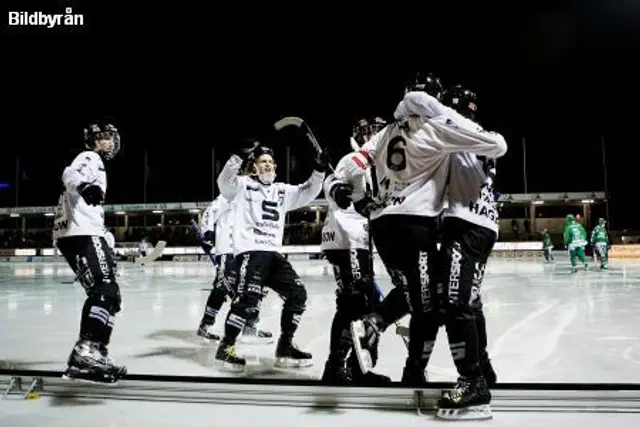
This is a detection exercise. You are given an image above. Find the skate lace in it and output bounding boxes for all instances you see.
[225,346,238,357]
[449,377,471,402]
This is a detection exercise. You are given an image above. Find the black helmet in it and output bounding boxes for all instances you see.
[405,72,444,99]
[84,121,121,160]
[442,85,478,120]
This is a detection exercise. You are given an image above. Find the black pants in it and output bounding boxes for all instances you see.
[56,235,121,346]
[200,254,266,328]
[223,251,307,345]
[324,249,378,370]
[438,217,495,377]
[370,214,440,365]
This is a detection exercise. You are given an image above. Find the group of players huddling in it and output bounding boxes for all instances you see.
[52,71,507,421]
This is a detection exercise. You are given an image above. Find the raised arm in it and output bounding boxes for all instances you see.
[216,155,244,201]
[283,170,325,212]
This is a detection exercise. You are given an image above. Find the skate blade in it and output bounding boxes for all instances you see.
[350,321,373,374]
[215,360,245,373]
[436,404,492,421]
[238,335,274,345]
[61,373,119,386]
[274,357,313,368]
[197,333,221,342]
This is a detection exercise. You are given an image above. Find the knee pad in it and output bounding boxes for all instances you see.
[88,281,122,314]
[284,282,307,314]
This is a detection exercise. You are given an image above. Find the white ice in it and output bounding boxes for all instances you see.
[2,255,640,383]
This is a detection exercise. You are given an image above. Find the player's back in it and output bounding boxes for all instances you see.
[363,119,450,219]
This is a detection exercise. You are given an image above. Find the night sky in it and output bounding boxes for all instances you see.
[2,1,639,227]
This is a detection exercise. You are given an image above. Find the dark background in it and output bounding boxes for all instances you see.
[2,1,639,227]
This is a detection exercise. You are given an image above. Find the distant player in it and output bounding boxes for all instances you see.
[52,121,126,384]
[320,118,390,385]
[137,237,152,265]
[196,192,272,343]
[564,214,588,273]
[590,217,609,270]
[541,228,554,262]
[214,143,326,371]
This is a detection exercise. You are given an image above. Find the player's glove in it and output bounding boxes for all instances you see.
[201,230,214,254]
[77,183,104,206]
[353,196,375,218]
[329,183,353,209]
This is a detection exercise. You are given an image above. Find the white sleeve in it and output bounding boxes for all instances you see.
[283,170,325,212]
[200,197,225,232]
[216,155,244,200]
[394,91,449,120]
[104,231,115,250]
[62,151,103,191]
[427,115,508,158]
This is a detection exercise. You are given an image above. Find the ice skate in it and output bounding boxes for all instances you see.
[274,338,313,368]
[197,323,220,341]
[238,325,274,344]
[215,342,245,372]
[62,340,126,385]
[437,376,492,421]
[350,314,383,374]
[321,360,352,385]
[347,353,390,385]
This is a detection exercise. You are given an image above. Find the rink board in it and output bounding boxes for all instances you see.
[2,369,640,413]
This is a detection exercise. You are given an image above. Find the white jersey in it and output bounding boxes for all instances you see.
[217,155,325,255]
[321,174,368,251]
[334,92,507,220]
[200,194,235,255]
[53,151,107,240]
[443,114,501,235]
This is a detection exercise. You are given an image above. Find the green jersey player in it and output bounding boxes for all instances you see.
[563,214,588,273]
[541,228,554,262]
[590,218,609,270]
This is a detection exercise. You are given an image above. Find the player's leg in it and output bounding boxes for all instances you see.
[437,219,492,419]
[346,248,391,385]
[597,242,609,269]
[215,251,271,371]
[197,254,233,341]
[57,236,126,383]
[322,249,360,383]
[267,252,312,367]
[395,218,441,386]
[240,284,273,343]
[576,246,588,269]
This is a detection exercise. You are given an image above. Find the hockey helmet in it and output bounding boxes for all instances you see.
[84,121,121,160]
[405,71,444,99]
[352,118,371,145]
[442,85,478,120]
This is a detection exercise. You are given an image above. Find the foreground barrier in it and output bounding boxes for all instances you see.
[2,369,640,414]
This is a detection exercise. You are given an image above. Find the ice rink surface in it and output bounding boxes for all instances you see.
[2,255,640,426]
